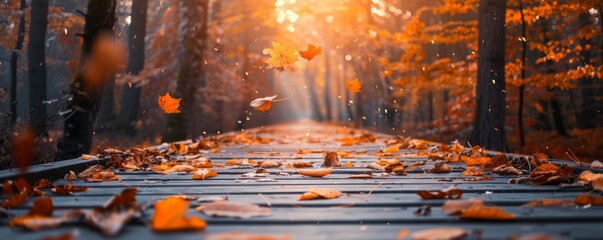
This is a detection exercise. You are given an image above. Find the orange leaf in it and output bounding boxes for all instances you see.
[575,194,603,206]
[250,95,277,111]
[297,168,333,177]
[459,206,515,220]
[299,44,322,60]
[192,169,218,180]
[298,188,342,201]
[523,199,574,207]
[151,197,207,232]
[52,184,89,195]
[292,161,313,168]
[345,79,362,93]
[2,189,28,207]
[417,186,462,199]
[428,162,451,173]
[461,167,483,176]
[411,227,467,240]
[322,151,341,167]
[10,126,35,173]
[158,92,181,114]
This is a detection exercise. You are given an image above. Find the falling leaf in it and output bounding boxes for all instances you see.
[207,232,290,240]
[523,199,575,207]
[158,92,181,114]
[265,41,299,71]
[459,206,515,221]
[151,197,207,232]
[575,194,603,206]
[428,162,451,173]
[411,227,467,240]
[202,201,270,218]
[250,95,277,111]
[345,79,362,93]
[10,125,35,173]
[298,188,342,201]
[192,169,218,180]
[299,44,322,60]
[322,151,341,167]
[417,186,462,199]
[297,168,333,178]
[441,199,483,215]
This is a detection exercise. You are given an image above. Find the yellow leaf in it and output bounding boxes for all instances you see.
[158,92,181,114]
[345,79,362,93]
[265,41,299,71]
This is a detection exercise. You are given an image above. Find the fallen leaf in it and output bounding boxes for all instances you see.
[591,160,603,169]
[102,188,138,210]
[523,199,575,207]
[463,176,493,182]
[441,199,483,215]
[348,174,373,179]
[397,228,409,240]
[493,165,522,175]
[292,161,313,168]
[207,232,290,240]
[461,167,483,176]
[415,205,431,216]
[168,164,196,173]
[382,145,399,153]
[259,160,282,168]
[250,95,277,111]
[322,151,341,167]
[345,79,362,93]
[297,168,333,177]
[265,41,299,71]
[9,197,81,231]
[77,165,104,179]
[411,227,467,240]
[529,163,573,185]
[192,169,218,180]
[459,206,515,220]
[299,44,321,60]
[151,197,207,232]
[428,162,451,174]
[202,201,270,218]
[417,186,462,199]
[2,189,28,207]
[34,179,52,189]
[344,161,355,167]
[158,92,181,114]
[83,208,140,236]
[52,184,89,195]
[575,194,603,206]
[298,188,342,201]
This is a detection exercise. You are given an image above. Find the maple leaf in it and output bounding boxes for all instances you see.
[345,79,362,93]
[250,95,277,111]
[157,92,181,114]
[299,44,322,60]
[265,41,299,71]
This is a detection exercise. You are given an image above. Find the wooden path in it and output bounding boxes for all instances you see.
[1,122,602,239]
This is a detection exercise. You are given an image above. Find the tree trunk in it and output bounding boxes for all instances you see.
[28,0,49,135]
[163,0,209,142]
[117,0,148,136]
[57,0,117,160]
[95,76,115,132]
[323,50,332,121]
[9,0,26,125]
[577,13,596,129]
[470,0,508,151]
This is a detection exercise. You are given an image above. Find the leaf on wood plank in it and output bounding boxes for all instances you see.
[64,171,76,181]
[88,170,120,182]
[462,176,493,182]
[462,156,491,166]
[493,165,522,175]
[83,208,140,236]
[575,194,603,206]
[151,197,207,232]
[343,161,355,167]
[458,206,515,221]
[533,152,549,162]
[578,170,602,182]
[259,160,282,168]
[193,159,213,168]
[529,163,573,185]
[428,162,451,174]
[385,163,406,175]
[102,188,138,210]
[411,227,467,240]
[522,199,575,207]
[292,161,313,168]
[322,151,341,167]
[297,168,333,177]
[591,160,603,169]
[367,162,386,171]
[202,201,270,218]
[298,188,342,201]
[345,79,362,93]
[9,197,82,231]
[250,95,277,112]
[265,41,299,71]
[414,205,431,216]
[206,232,290,240]
[299,44,322,60]
[40,231,79,240]
[382,145,399,153]
[158,92,181,114]
[77,165,104,179]
[52,184,89,195]
[441,199,483,215]
[168,164,196,173]
[461,167,483,176]
[2,189,28,207]
[192,169,218,180]
[417,186,462,199]
[482,154,509,170]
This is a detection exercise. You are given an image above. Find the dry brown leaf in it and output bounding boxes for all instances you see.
[493,165,522,175]
[202,201,270,218]
[523,199,575,207]
[348,174,373,179]
[168,164,196,173]
[591,161,603,169]
[575,194,603,206]
[83,208,140,236]
[9,197,81,231]
[417,186,462,199]
[298,168,333,177]
[292,161,313,168]
[411,227,467,240]
[462,176,493,182]
[428,162,451,174]
[52,184,89,195]
[151,197,207,232]
[298,188,342,201]
[34,179,52,189]
[192,169,218,180]
[259,160,281,168]
[529,163,573,185]
[77,165,104,179]
[441,199,483,215]
[322,151,341,167]
[2,189,28,207]
[459,206,515,221]
[461,167,483,176]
